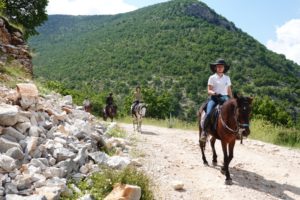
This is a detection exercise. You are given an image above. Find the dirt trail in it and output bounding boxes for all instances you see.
[119,123,300,200]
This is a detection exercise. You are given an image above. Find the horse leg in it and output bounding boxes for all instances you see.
[139,117,142,132]
[221,141,232,185]
[199,124,208,165]
[225,140,235,185]
[240,134,243,144]
[138,116,142,132]
[240,135,243,144]
[210,136,217,165]
[133,116,136,131]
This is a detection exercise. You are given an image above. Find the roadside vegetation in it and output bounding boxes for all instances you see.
[62,166,154,200]
[61,125,154,200]
[0,62,31,86]
[250,119,300,148]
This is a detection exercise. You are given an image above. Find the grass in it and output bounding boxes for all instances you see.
[0,14,24,33]
[250,118,300,148]
[119,116,198,130]
[105,124,127,138]
[62,167,154,200]
[0,62,31,87]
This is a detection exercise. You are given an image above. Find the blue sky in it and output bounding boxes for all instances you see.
[47,0,300,64]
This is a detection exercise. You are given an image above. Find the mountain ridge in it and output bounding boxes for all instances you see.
[29,0,300,121]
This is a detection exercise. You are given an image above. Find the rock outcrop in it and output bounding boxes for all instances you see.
[0,17,32,74]
[185,2,238,32]
[0,83,135,199]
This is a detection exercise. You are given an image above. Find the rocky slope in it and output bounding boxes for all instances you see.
[0,83,135,199]
[0,17,32,74]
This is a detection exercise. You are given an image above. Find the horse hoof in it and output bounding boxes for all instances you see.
[225,179,233,185]
[220,169,225,175]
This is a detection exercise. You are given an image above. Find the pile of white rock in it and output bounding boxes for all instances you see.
[0,83,132,199]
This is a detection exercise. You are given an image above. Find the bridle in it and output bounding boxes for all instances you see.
[219,102,250,135]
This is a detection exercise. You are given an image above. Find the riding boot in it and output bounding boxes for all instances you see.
[200,114,210,142]
[203,114,210,132]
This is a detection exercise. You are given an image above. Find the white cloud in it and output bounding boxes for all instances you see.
[47,0,137,15]
[267,19,300,65]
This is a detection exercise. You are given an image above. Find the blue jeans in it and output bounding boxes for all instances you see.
[206,95,230,118]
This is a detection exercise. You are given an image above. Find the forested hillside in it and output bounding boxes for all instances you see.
[29,0,300,124]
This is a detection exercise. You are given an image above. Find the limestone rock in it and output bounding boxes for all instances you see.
[104,183,141,200]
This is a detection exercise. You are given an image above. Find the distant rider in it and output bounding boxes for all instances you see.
[106,92,114,113]
[132,86,143,114]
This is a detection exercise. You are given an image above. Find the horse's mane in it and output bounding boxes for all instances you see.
[222,98,237,115]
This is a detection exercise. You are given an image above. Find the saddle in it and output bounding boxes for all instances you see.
[208,106,221,133]
[202,101,221,133]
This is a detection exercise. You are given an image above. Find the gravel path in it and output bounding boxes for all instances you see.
[120,123,300,200]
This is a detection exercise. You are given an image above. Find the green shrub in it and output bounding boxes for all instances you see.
[275,129,300,147]
[250,119,300,148]
[106,125,126,138]
[65,167,154,200]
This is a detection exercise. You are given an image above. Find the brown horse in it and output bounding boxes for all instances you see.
[103,104,117,122]
[197,95,253,185]
[83,100,92,113]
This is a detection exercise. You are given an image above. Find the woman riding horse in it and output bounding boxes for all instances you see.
[131,86,146,132]
[200,58,233,142]
[131,86,143,116]
[198,58,253,184]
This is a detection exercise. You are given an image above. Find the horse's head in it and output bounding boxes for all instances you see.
[236,96,253,137]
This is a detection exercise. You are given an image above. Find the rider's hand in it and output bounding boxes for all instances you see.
[214,93,222,98]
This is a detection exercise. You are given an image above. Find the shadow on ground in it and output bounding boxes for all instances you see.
[141,131,158,136]
[204,162,300,200]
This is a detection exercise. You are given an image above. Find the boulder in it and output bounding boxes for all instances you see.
[104,183,141,200]
[16,83,39,110]
[0,103,19,126]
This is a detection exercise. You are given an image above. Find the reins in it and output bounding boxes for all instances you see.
[220,108,239,134]
[219,100,250,135]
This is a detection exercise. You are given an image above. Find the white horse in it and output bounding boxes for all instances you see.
[132,103,146,132]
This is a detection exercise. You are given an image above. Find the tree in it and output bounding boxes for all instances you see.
[0,0,5,11]
[3,0,48,39]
